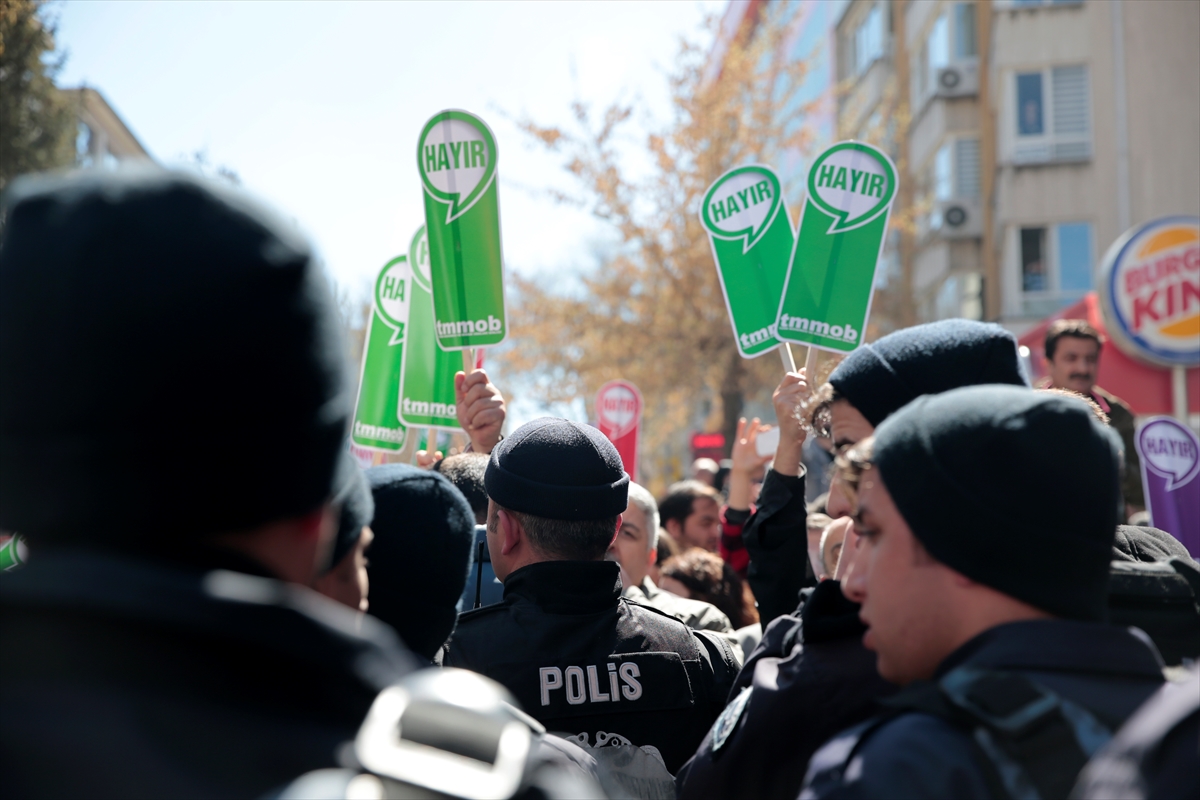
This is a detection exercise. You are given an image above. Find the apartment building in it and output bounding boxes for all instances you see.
[830,0,1199,334]
[61,87,153,168]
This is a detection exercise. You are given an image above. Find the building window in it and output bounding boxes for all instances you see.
[926,137,981,232]
[853,4,886,77]
[913,4,978,104]
[1012,65,1091,163]
[953,3,977,59]
[954,138,981,197]
[1018,222,1094,314]
[1020,227,1047,291]
[935,273,984,321]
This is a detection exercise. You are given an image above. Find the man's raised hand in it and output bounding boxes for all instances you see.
[455,368,506,455]
[771,369,810,477]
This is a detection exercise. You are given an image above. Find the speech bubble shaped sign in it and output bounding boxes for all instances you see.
[374,256,412,346]
[1138,417,1200,491]
[807,142,896,234]
[701,166,783,253]
[409,225,432,293]
[418,110,498,224]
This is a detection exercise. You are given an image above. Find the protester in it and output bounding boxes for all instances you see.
[612,482,739,643]
[1042,319,1144,513]
[801,386,1165,798]
[745,319,1029,626]
[313,456,375,613]
[365,463,475,662]
[659,549,757,631]
[434,451,490,524]
[678,319,1028,800]
[442,418,740,773]
[720,417,773,578]
[0,169,415,798]
[1107,524,1200,666]
[455,367,507,454]
[818,516,850,580]
[659,479,723,552]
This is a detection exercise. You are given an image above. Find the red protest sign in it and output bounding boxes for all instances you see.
[595,380,643,483]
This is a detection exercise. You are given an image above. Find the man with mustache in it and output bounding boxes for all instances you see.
[1042,318,1143,515]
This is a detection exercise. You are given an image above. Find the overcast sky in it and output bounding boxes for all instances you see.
[55,0,726,302]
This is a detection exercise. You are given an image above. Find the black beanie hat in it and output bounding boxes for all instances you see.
[873,385,1122,621]
[828,319,1027,427]
[0,168,350,543]
[485,418,629,520]
[365,464,475,661]
[324,453,374,574]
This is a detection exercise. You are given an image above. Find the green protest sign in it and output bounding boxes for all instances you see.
[417,109,507,351]
[776,141,897,354]
[700,164,794,358]
[351,255,411,451]
[399,226,464,429]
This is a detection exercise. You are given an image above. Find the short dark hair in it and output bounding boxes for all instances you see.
[1045,319,1104,361]
[658,480,721,529]
[660,549,756,628]
[434,452,489,523]
[495,508,618,561]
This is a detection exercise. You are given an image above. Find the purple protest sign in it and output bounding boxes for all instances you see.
[1135,417,1200,557]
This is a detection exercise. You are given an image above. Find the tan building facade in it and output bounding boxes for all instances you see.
[832,0,1199,335]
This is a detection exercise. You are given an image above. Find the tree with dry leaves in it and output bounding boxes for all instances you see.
[500,6,830,493]
[0,0,76,192]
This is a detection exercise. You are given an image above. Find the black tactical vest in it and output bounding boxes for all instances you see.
[443,561,739,773]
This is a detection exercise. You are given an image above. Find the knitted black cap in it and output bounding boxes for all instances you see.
[0,168,350,543]
[828,320,1027,427]
[485,418,629,520]
[873,385,1122,621]
[324,453,374,574]
[366,464,475,661]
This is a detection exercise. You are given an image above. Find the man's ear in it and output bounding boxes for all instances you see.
[608,513,623,549]
[497,508,523,556]
[648,543,658,567]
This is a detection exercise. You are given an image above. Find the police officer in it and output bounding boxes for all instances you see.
[744,319,1031,628]
[800,386,1165,799]
[677,321,1029,800]
[442,418,740,773]
[0,169,415,797]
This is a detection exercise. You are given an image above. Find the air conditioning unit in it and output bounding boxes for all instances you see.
[936,61,979,98]
[937,198,982,239]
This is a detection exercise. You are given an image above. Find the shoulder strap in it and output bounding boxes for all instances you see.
[880,667,1113,800]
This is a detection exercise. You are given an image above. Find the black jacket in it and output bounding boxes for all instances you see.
[0,548,415,799]
[676,580,896,800]
[743,468,816,628]
[442,560,740,773]
[801,619,1165,799]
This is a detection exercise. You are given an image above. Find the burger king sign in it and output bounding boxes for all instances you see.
[1099,217,1200,367]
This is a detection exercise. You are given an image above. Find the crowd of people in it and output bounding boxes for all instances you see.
[1,169,1196,799]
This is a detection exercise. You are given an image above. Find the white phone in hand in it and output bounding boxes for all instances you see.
[755,426,780,457]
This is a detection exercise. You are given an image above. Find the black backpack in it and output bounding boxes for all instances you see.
[876,667,1115,800]
[1107,557,1200,666]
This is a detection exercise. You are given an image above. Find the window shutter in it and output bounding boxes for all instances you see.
[1052,66,1090,159]
[955,138,981,197]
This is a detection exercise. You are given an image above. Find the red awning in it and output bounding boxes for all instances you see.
[1017,292,1200,416]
